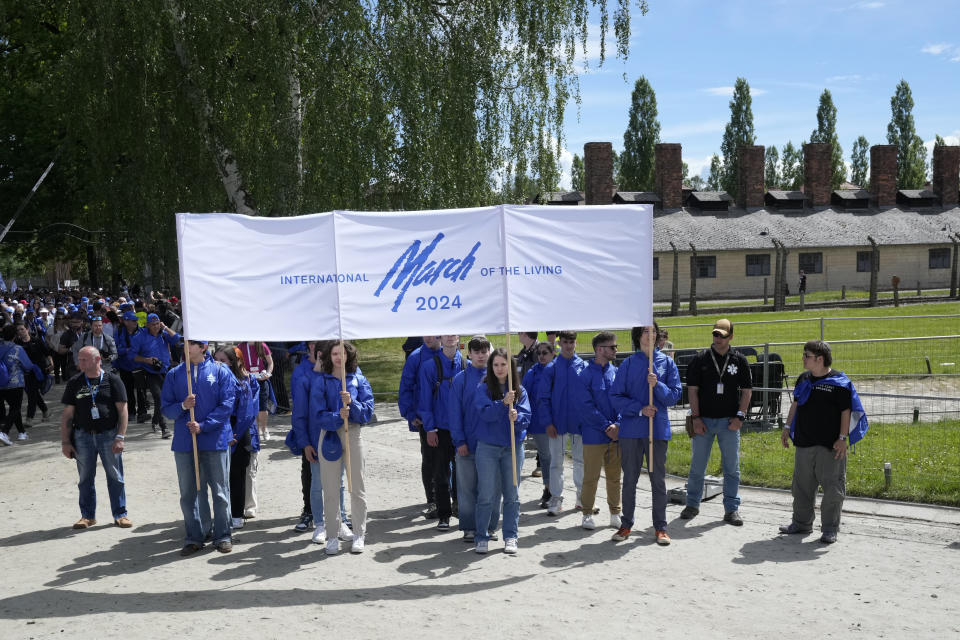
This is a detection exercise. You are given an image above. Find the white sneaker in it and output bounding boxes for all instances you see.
[581,514,596,530]
[312,525,327,545]
[17,432,28,441]
[475,540,489,554]
[231,517,244,529]
[350,535,365,554]
[0,432,11,446]
[324,538,339,555]
[42,410,50,421]
[261,429,270,441]
[610,513,622,529]
[338,522,354,541]
[504,538,519,554]
[547,496,562,516]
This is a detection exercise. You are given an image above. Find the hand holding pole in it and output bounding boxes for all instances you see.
[184,342,200,491]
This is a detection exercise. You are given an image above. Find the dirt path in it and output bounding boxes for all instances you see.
[1,396,958,639]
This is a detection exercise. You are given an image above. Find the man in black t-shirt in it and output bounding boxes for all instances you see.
[779,340,853,544]
[682,319,753,526]
[60,346,132,530]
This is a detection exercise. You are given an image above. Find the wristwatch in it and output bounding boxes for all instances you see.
[838,434,848,442]
[735,410,746,420]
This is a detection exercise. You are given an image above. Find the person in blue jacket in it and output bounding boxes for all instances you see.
[287,340,320,533]
[575,331,623,531]
[448,335,499,543]
[161,340,236,555]
[213,345,259,530]
[309,341,374,555]
[133,313,181,438]
[398,335,441,516]
[1,323,45,445]
[290,341,353,547]
[537,331,586,516]
[522,342,555,509]
[473,348,531,555]
[609,324,682,546]
[417,334,463,530]
[113,311,148,425]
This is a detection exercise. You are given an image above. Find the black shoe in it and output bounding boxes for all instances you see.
[778,522,812,534]
[723,511,743,526]
[294,512,313,532]
[180,543,202,557]
[437,518,450,531]
[487,530,499,541]
[161,428,171,439]
[216,540,233,553]
[425,503,438,519]
[539,488,552,509]
[680,506,699,520]
[137,414,148,424]
[820,531,837,544]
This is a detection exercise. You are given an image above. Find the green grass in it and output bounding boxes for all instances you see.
[663,419,960,506]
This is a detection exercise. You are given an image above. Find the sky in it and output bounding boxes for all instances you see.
[557,0,960,188]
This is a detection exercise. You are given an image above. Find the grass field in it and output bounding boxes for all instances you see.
[663,419,960,506]
[356,301,960,398]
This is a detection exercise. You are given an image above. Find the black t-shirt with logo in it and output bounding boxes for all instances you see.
[793,371,852,449]
[686,347,753,418]
[62,370,128,433]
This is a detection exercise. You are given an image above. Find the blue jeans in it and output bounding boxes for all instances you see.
[308,460,349,527]
[175,450,231,546]
[73,428,127,520]
[455,451,500,534]
[475,441,523,543]
[620,437,668,531]
[685,417,741,512]
[531,433,552,488]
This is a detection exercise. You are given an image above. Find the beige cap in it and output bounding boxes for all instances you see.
[712,318,733,338]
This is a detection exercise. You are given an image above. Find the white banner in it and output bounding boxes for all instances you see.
[177,204,652,341]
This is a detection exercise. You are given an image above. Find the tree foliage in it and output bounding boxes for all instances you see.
[719,77,756,198]
[764,145,780,189]
[780,141,804,190]
[571,153,585,192]
[810,89,845,188]
[850,136,870,189]
[619,76,660,191]
[707,154,723,191]
[886,79,927,189]
[1,0,649,286]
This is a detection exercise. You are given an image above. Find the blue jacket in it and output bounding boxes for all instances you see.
[0,341,41,389]
[576,359,620,445]
[113,325,142,371]
[448,365,486,452]
[289,357,316,407]
[537,353,586,435]
[610,350,681,440]
[417,349,464,432]
[134,328,181,374]
[790,369,869,446]
[474,380,531,447]
[230,374,260,453]
[522,362,547,434]
[161,356,236,452]
[291,370,374,452]
[398,343,439,431]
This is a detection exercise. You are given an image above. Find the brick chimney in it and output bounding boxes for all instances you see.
[655,143,683,209]
[870,144,897,206]
[737,145,765,208]
[932,145,960,207]
[584,142,614,205]
[803,143,831,206]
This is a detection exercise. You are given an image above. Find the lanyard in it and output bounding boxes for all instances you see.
[85,371,104,404]
[709,348,731,381]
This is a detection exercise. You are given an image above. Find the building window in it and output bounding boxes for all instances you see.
[694,255,716,278]
[929,248,950,269]
[745,254,771,276]
[798,252,822,274]
[856,250,875,273]
[653,257,659,280]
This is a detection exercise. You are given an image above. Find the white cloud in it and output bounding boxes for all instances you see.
[701,86,767,97]
[922,43,953,55]
[558,144,575,190]
[854,1,884,8]
[684,154,715,180]
[825,74,862,84]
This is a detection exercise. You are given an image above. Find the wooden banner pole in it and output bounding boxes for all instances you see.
[338,339,353,494]
[184,342,200,491]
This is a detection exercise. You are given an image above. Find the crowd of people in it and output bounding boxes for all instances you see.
[1,288,867,556]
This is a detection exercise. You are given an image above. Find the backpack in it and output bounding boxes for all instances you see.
[433,353,466,397]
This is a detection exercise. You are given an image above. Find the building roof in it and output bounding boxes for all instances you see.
[832,189,872,201]
[652,205,960,252]
[536,191,584,205]
[688,191,733,203]
[766,190,806,201]
[614,191,661,203]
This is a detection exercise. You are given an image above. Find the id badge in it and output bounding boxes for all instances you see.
[90,406,100,420]
[716,383,724,395]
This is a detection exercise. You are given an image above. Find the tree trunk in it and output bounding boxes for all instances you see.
[287,42,305,214]
[166,0,258,216]
[669,241,680,316]
[950,235,959,299]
